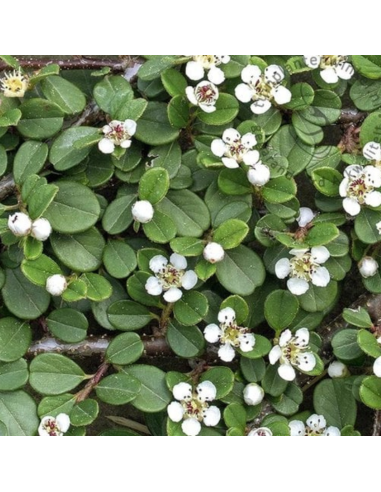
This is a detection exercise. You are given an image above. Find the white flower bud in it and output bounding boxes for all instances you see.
[328,361,348,379]
[46,275,67,297]
[243,383,265,406]
[132,201,154,224]
[248,428,273,437]
[31,218,52,242]
[359,257,379,278]
[247,163,271,187]
[374,357,381,378]
[8,212,32,237]
[203,243,225,264]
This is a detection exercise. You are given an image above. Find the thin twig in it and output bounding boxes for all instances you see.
[0,58,126,72]
[373,411,381,437]
[76,362,110,403]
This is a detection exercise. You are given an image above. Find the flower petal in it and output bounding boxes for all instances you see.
[320,67,339,84]
[235,83,253,103]
[307,414,327,432]
[243,150,260,167]
[278,363,297,382]
[173,383,192,402]
[365,191,381,208]
[269,346,282,365]
[251,100,272,115]
[164,288,183,303]
[186,61,205,81]
[365,165,381,188]
[218,308,236,324]
[289,420,306,436]
[56,414,71,433]
[311,246,330,264]
[336,62,354,81]
[204,324,223,344]
[374,357,381,377]
[363,142,381,162]
[295,352,316,372]
[242,133,257,149]
[197,381,217,402]
[298,207,315,228]
[186,86,198,106]
[218,343,236,363]
[222,157,240,169]
[170,253,187,270]
[272,86,292,105]
[275,259,291,280]
[203,406,221,427]
[241,65,262,84]
[149,255,168,274]
[124,119,137,136]
[343,197,361,216]
[287,278,310,296]
[279,329,293,347]
[182,418,202,437]
[98,138,115,154]
[340,178,349,198]
[265,65,285,84]
[311,267,331,288]
[294,328,310,347]
[199,103,216,113]
[324,426,341,437]
[145,279,162,298]
[208,66,225,85]
[239,333,256,353]
[167,402,185,423]
[223,128,241,143]
[211,138,227,158]
[181,270,198,290]
[304,56,321,69]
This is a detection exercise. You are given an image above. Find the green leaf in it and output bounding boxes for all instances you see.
[332,330,364,362]
[306,223,340,247]
[300,90,342,126]
[200,367,235,399]
[0,359,28,392]
[216,246,265,296]
[96,374,141,406]
[2,268,50,320]
[0,55,20,69]
[307,146,342,176]
[314,379,357,428]
[262,365,288,398]
[168,95,190,128]
[139,167,170,205]
[28,184,59,221]
[360,377,381,410]
[240,358,266,383]
[0,391,39,436]
[45,180,100,234]
[0,109,22,128]
[50,127,99,171]
[239,335,272,360]
[62,279,88,303]
[121,365,172,413]
[213,219,249,250]
[170,237,205,257]
[102,195,136,235]
[173,292,209,327]
[143,211,178,245]
[71,400,99,427]
[220,296,249,325]
[149,142,182,179]
[218,169,252,196]
[360,111,381,145]
[81,273,112,302]
[352,80,381,111]
[139,56,180,81]
[283,83,315,111]
[161,69,187,97]
[18,98,64,140]
[106,333,144,366]
[312,167,342,197]
[127,272,161,308]
[265,291,299,331]
[50,228,105,273]
[115,98,148,122]
[30,354,86,396]
[343,308,373,329]
[47,309,88,343]
[13,141,48,185]
[224,403,247,431]
[269,383,303,417]
[262,177,297,204]
[107,300,154,332]
[198,93,239,126]
[299,281,338,313]
[167,321,205,358]
[352,56,381,80]
[0,318,31,363]
[94,76,133,117]
[41,76,86,114]
[157,190,210,238]
[355,208,381,245]
[195,260,217,282]
[357,330,381,358]
[21,254,61,287]
[135,102,179,145]
[103,240,137,280]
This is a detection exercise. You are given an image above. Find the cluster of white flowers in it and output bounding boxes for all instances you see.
[185,55,230,85]
[132,200,155,224]
[167,382,221,436]
[145,254,198,303]
[46,275,68,297]
[270,328,316,382]
[235,65,292,115]
[38,414,71,437]
[290,414,341,437]
[204,308,255,362]
[304,56,354,84]
[248,427,273,437]
[203,242,225,264]
[211,128,271,187]
[340,165,381,217]
[359,257,379,279]
[0,69,29,98]
[98,119,137,154]
[8,213,52,242]
[275,247,331,296]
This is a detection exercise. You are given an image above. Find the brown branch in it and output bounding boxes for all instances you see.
[373,411,381,437]
[339,108,367,125]
[1,57,127,72]
[0,174,16,201]
[76,362,110,403]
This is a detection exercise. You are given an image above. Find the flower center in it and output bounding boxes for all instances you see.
[227,139,247,161]
[194,55,217,69]
[105,123,131,145]
[183,396,208,422]
[1,71,28,95]
[250,76,274,102]
[348,177,369,204]
[157,265,183,290]
[290,253,317,281]
[321,55,347,68]
[196,84,218,104]
[43,419,62,437]
[279,336,311,368]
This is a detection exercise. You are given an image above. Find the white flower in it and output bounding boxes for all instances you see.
[359,257,379,278]
[363,141,381,165]
[243,384,265,407]
[248,427,273,437]
[290,414,341,437]
[235,64,291,115]
[297,208,316,228]
[328,361,348,379]
[203,243,225,264]
[185,55,230,85]
[145,253,198,303]
[98,119,137,154]
[211,129,259,169]
[247,163,271,187]
[8,212,32,237]
[304,56,354,84]
[38,414,70,437]
[31,218,52,242]
[374,357,381,378]
[269,328,316,382]
[340,165,381,216]
[186,81,219,113]
[46,275,67,297]
[0,69,28,98]
[167,382,221,436]
[275,247,331,296]
[204,308,255,362]
[132,201,154,224]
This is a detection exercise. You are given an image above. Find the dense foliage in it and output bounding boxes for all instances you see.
[1,55,381,437]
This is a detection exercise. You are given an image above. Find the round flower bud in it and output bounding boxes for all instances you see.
[247,163,271,187]
[8,212,32,237]
[328,361,349,379]
[203,243,225,264]
[374,357,381,378]
[359,257,379,278]
[46,275,67,297]
[248,427,273,437]
[31,218,52,242]
[243,383,265,407]
[132,201,154,224]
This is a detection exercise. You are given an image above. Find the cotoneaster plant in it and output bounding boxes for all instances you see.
[1,54,381,437]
